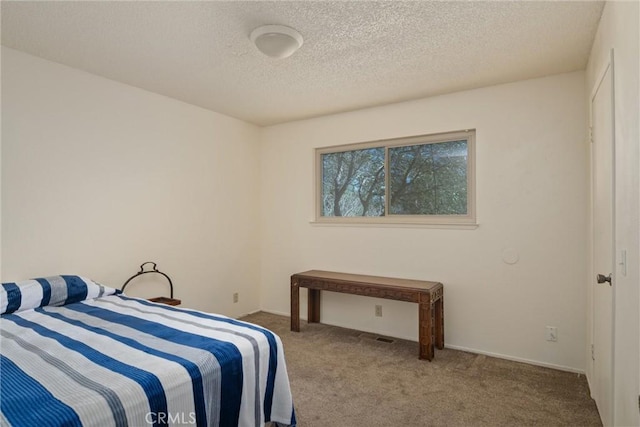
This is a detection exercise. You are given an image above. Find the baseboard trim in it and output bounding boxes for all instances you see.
[444,344,585,374]
[235,309,262,319]
[260,309,293,318]
[585,369,596,399]
[258,309,585,374]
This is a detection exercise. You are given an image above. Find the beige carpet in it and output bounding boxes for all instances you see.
[241,311,602,427]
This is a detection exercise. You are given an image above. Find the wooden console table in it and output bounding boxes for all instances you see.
[290,270,444,361]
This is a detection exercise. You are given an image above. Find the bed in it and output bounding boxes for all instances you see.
[0,275,296,427]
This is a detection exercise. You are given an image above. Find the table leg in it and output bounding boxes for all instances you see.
[308,289,321,323]
[418,292,434,361]
[435,291,444,350]
[291,277,300,332]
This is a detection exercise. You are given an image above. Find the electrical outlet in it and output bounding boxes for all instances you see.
[545,326,558,342]
[375,305,382,317]
[233,293,239,303]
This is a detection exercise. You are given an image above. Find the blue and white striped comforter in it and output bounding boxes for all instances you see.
[0,295,296,427]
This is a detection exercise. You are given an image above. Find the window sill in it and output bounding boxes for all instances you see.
[309,220,479,230]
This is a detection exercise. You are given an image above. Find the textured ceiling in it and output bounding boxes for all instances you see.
[1,1,604,126]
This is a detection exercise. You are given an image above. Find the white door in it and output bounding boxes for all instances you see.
[590,52,615,427]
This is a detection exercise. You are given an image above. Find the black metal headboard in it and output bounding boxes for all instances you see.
[122,262,174,299]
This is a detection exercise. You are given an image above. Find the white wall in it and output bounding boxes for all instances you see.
[586,2,640,426]
[1,47,261,317]
[259,72,589,372]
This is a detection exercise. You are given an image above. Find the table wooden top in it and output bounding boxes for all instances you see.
[292,270,442,291]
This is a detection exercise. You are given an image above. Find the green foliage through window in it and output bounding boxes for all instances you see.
[318,131,474,222]
[322,148,385,216]
[389,141,467,215]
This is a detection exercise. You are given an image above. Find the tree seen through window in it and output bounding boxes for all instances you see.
[320,137,470,218]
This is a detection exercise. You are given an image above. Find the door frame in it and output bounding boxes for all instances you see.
[588,48,616,426]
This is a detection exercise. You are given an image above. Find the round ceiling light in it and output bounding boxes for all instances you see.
[250,24,303,59]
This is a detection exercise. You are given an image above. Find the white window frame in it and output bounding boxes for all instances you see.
[314,129,476,226]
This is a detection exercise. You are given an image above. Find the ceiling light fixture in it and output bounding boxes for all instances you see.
[250,24,303,59]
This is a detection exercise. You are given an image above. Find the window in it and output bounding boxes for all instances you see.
[315,130,475,225]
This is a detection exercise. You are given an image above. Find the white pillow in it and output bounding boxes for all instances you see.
[1,275,118,315]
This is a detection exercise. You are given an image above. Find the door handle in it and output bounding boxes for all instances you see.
[596,273,612,285]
